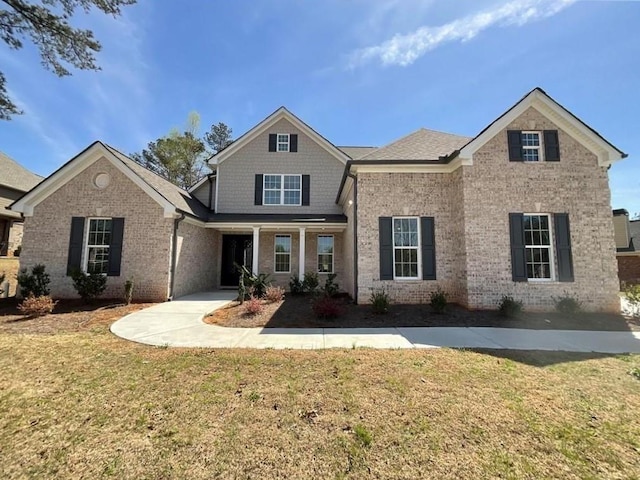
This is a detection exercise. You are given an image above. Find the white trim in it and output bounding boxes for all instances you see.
[252,227,260,275]
[458,89,624,167]
[10,142,177,218]
[299,227,306,278]
[205,222,347,230]
[263,174,302,206]
[214,169,220,213]
[521,131,543,162]
[317,234,334,274]
[274,234,292,273]
[211,107,349,165]
[276,133,290,152]
[83,217,112,274]
[523,213,555,281]
[350,156,472,175]
[392,216,421,281]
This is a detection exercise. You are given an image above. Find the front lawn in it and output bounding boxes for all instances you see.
[0,317,639,478]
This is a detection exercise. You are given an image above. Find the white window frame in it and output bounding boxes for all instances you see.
[263,174,302,206]
[274,234,292,273]
[521,131,543,162]
[83,217,112,275]
[392,216,421,281]
[276,133,290,152]
[523,213,555,282]
[317,235,334,274]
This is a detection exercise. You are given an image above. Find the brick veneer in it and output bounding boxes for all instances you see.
[21,157,173,301]
[617,255,640,286]
[172,221,219,298]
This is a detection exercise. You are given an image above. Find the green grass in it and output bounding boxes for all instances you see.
[0,330,639,479]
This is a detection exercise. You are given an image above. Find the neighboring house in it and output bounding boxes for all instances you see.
[10,88,627,311]
[612,209,640,285]
[0,151,43,256]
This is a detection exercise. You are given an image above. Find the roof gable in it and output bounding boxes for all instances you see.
[210,107,350,165]
[458,88,626,166]
[0,151,43,192]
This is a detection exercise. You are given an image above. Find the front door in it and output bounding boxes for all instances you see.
[220,235,253,287]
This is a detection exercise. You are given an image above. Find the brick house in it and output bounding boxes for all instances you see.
[0,151,43,257]
[10,88,627,311]
[612,209,640,286]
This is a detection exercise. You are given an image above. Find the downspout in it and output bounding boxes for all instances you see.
[168,212,186,301]
[347,172,359,304]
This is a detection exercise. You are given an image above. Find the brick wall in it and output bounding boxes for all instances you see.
[21,157,173,301]
[617,254,640,286]
[172,221,219,298]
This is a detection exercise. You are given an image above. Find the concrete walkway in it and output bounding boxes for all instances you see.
[110,292,640,353]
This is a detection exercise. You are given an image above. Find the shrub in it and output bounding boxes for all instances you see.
[70,269,107,302]
[370,287,390,314]
[18,295,56,317]
[312,296,344,319]
[124,279,134,305]
[323,273,340,297]
[302,272,319,294]
[429,288,448,314]
[289,275,305,296]
[624,283,640,316]
[264,285,285,303]
[237,265,271,300]
[17,264,50,298]
[13,245,21,257]
[243,295,264,316]
[553,292,582,315]
[498,295,523,318]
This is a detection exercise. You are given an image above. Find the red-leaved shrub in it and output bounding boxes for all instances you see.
[243,295,264,316]
[264,285,285,303]
[18,295,57,318]
[312,296,344,319]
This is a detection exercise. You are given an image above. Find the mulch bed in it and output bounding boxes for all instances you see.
[205,294,640,331]
[0,298,155,334]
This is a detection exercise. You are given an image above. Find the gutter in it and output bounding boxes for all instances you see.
[348,172,359,304]
[168,212,186,301]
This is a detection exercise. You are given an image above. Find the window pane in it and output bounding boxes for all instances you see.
[88,247,109,274]
[318,254,332,273]
[277,134,288,143]
[283,190,300,205]
[275,236,291,253]
[284,175,300,189]
[264,190,280,205]
[264,175,281,189]
[318,236,333,254]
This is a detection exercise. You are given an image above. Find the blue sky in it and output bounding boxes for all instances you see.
[0,0,638,213]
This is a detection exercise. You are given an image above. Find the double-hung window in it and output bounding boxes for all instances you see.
[263,174,301,205]
[86,218,112,274]
[277,134,290,152]
[393,217,420,279]
[521,131,542,162]
[317,235,334,273]
[274,235,291,273]
[523,214,553,280]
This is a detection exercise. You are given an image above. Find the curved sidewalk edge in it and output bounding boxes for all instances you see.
[111,292,640,353]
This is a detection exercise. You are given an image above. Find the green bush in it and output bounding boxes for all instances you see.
[370,287,390,314]
[624,283,640,316]
[302,272,319,294]
[71,269,107,302]
[323,273,340,297]
[124,279,134,305]
[17,264,50,298]
[553,292,582,315]
[289,275,304,296]
[498,295,523,318]
[429,288,448,314]
[237,265,271,300]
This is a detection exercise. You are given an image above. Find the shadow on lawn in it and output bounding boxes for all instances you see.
[468,349,618,367]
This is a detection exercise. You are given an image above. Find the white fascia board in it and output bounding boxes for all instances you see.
[12,142,177,218]
[205,222,347,231]
[338,176,354,207]
[351,157,468,175]
[211,108,349,166]
[459,90,624,167]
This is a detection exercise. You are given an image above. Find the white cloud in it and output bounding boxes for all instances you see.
[349,0,577,68]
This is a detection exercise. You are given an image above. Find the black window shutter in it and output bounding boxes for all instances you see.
[544,130,560,162]
[108,218,125,277]
[302,175,310,205]
[507,130,524,161]
[421,217,436,280]
[509,213,527,282]
[290,134,298,152]
[254,174,263,205]
[66,217,85,276]
[268,134,277,152]
[554,213,574,282]
[379,217,393,280]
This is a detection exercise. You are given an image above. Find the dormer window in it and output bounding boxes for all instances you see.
[521,131,541,162]
[277,134,290,152]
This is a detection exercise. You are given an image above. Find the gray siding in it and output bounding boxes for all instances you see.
[217,118,344,215]
[191,177,215,210]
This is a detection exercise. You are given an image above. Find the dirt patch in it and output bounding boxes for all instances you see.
[0,298,155,334]
[205,294,640,331]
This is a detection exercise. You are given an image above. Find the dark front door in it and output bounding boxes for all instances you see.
[220,235,253,286]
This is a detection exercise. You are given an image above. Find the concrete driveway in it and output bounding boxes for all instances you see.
[110,292,640,353]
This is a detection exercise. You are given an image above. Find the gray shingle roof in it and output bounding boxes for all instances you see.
[359,128,471,160]
[103,144,210,219]
[0,150,43,192]
[337,146,379,159]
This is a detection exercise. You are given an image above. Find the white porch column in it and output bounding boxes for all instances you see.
[299,227,306,278]
[252,227,260,275]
